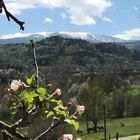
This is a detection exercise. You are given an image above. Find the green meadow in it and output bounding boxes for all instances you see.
[79,117,140,140]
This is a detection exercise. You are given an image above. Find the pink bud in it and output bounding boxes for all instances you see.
[53,88,61,97]
[47,83,53,89]
[66,102,73,109]
[58,134,73,140]
[10,80,27,92]
[76,105,85,116]
[18,80,27,90]
[76,137,82,140]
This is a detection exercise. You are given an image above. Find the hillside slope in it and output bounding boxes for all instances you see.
[0,36,139,84]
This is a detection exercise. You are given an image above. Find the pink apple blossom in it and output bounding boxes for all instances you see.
[76,137,82,140]
[18,80,27,90]
[10,80,27,91]
[58,134,73,140]
[76,105,85,116]
[53,88,61,97]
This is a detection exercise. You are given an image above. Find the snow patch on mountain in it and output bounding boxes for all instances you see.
[0,32,126,44]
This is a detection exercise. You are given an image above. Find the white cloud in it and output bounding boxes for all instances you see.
[43,17,54,23]
[113,28,140,40]
[5,2,35,15]
[4,0,112,25]
[61,12,67,19]
[103,16,112,23]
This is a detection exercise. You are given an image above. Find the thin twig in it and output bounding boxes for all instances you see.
[33,46,39,88]
[2,129,14,139]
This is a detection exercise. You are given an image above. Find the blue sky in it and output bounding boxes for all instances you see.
[1,0,140,40]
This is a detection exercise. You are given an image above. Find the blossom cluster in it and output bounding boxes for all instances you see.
[8,79,85,140]
[8,80,27,92]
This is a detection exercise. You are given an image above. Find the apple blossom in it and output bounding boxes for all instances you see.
[10,80,27,92]
[58,134,73,140]
[76,137,82,140]
[10,80,20,91]
[53,88,61,97]
[76,105,85,116]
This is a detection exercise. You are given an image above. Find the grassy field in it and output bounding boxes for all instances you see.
[78,117,140,140]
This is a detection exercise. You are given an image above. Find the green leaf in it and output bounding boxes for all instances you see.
[37,87,46,93]
[50,99,63,105]
[23,91,38,103]
[11,111,17,115]
[37,87,47,101]
[50,99,57,103]
[57,100,63,105]
[26,74,36,86]
[25,102,33,110]
[69,119,79,130]
[53,106,67,120]
[10,106,18,119]
[47,111,54,118]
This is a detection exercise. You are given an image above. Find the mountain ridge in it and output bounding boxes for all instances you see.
[0,32,126,44]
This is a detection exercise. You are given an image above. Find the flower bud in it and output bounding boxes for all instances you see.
[58,105,66,111]
[66,102,73,109]
[76,137,82,140]
[18,80,27,90]
[53,88,61,97]
[47,83,53,89]
[58,134,73,140]
[76,105,85,116]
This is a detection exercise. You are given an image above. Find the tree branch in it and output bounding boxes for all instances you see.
[33,46,39,88]
[34,119,61,140]
[30,41,39,88]
[0,120,30,140]
[0,118,61,140]
[1,0,25,30]
[2,129,14,139]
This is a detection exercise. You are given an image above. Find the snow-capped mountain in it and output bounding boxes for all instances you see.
[0,32,125,44]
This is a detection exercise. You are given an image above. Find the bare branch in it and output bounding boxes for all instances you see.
[0,119,61,140]
[34,119,61,140]
[2,129,14,139]
[29,40,39,88]
[1,0,25,30]
[11,119,22,130]
[0,120,30,140]
[33,46,39,88]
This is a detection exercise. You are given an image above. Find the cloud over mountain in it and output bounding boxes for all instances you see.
[5,0,112,25]
[114,28,140,40]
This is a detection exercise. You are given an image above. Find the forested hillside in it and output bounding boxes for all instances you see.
[0,36,140,94]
